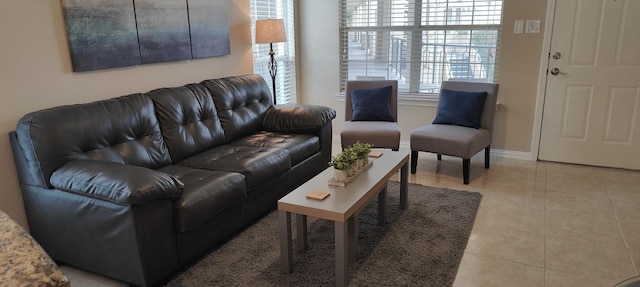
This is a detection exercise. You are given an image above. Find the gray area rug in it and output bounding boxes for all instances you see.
[166,182,482,287]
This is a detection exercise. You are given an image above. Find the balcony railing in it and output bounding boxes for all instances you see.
[345,33,496,94]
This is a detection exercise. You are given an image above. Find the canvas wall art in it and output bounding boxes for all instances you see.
[62,0,141,72]
[189,0,231,58]
[136,0,192,64]
[61,0,231,72]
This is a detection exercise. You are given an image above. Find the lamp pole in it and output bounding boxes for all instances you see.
[255,18,286,106]
[268,43,277,105]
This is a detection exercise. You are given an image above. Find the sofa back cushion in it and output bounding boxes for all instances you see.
[15,93,171,188]
[147,84,226,162]
[200,74,272,143]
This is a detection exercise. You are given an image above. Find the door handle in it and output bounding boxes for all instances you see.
[550,67,567,76]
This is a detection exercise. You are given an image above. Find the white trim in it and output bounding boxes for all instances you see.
[332,136,533,161]
[531,0,557,162]
[489,149,533,161]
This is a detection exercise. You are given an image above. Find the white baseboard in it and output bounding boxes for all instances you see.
[332,135,533,161]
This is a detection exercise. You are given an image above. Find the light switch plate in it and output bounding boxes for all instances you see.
[514,20,524,34]
[525,20,540,33]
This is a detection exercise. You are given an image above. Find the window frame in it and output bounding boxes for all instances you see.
[339,0,503,102]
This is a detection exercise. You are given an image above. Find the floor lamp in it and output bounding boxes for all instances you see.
[255,19,287,105]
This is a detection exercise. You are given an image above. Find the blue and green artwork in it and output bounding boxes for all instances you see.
[61,0,231,72]
[62,0,141,72]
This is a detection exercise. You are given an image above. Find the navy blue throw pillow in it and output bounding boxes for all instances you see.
[350,85,394,122]
[432,89,488,129]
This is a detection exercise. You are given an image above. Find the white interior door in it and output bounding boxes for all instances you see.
[539,0,640,170]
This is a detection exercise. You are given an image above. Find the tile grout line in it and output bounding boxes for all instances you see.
[602,169,639,277]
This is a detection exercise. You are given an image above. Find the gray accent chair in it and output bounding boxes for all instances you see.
[340,80,401,150]
[410,81,499,184]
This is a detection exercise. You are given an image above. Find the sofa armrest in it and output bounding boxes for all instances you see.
[263,104,336,133]
[50,160,183,206]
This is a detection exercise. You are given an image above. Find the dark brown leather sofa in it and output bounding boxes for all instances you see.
[9,74,336,286]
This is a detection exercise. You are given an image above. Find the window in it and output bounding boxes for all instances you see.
[339,0,503,97]
[251,0,297,104]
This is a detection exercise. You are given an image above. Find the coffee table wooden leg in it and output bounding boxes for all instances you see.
[348,214,358,262]
[400,161,409,209]
[335,221,348,287]
[279,210,293,273]
[378,187,387,225]
[296,214,308,251]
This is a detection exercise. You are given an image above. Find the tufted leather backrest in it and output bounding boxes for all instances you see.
[200,74,272,143]
[147,84,226,163]
[15,94,171,188]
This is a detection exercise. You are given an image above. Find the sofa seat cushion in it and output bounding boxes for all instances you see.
[229,131,319,165]
[159,165,247,232]
[177,146,290,191]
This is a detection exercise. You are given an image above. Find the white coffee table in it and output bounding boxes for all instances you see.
[278,150,409,287]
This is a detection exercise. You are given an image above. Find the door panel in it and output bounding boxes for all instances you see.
[604,87,638,143]
[615,1,640,66]
[561,85,592,140]
[539,0,640,169]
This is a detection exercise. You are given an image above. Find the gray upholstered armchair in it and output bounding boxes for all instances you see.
[410,81,499,184]
[340,80,401,150]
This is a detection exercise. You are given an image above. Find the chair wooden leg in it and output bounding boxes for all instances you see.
[484,146,490,169]
[463,159,470,185]
[437,154,442,161]
[410,151,418,174]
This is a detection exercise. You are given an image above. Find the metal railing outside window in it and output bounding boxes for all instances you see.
[339,0,503,98]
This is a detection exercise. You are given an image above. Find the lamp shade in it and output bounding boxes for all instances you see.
[255,19,287,44]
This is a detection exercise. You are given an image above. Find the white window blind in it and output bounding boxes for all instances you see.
[251,0,297,104]
[339,0,503,96]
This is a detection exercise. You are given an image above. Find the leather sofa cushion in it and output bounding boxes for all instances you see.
[200,75,272,143]
[51,160,184,206]
[159,165,246,232]
[229,132,319,166]
[147,84,226,163]
[177,146,290,191]
[15,93,171,188]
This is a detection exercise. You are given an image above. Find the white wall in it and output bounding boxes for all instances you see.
[0,0,253,228]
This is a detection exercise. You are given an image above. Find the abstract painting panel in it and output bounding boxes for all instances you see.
[62,0,141,72]
[189,0,231,58]
[61,0,230,71]
[135,0,192,64]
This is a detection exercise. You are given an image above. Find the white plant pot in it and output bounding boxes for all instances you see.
[350,163,357,174]
[334,169,348,182]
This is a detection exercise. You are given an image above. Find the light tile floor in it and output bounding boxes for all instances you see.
[363,145,640,287]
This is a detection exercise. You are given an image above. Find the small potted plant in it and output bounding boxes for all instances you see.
[342,148,359,175]
[352,141,372,168]
[329,153,351,182]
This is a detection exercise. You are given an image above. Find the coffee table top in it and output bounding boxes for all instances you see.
[278,150,409,222]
